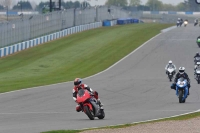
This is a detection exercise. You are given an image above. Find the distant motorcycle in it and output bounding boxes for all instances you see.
[76,89,105,120]
[176,77,188,103]
[195,68,200,84]
[176,21,180,27]
[184,21,188,27]
[194,20,198,26]
[194,57,200,64]
[167,67,175,82]
[194,62,200,84]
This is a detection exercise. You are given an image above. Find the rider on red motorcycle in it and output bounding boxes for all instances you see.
[72,78,103,112]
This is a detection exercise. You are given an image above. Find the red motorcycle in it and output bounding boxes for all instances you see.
[76,89,105,120]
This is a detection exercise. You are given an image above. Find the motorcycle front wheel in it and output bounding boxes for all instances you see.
[168,74,173,82]
[178,90,184,103]
[84,106,94,120]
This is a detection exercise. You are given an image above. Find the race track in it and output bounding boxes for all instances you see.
[0,24,200,133]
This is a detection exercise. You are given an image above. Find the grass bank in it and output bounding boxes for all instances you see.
[0,23,172,93]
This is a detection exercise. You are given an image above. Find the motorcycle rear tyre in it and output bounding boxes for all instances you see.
[168,75,172,82]
[183,99,186,103]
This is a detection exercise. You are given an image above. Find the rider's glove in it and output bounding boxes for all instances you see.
[73,97,77,102]
[188,84,191,88]
[90,92,94,96]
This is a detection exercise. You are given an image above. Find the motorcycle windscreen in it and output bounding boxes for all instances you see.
[168,68,174,73]
[179,77,184,82]
[195,57,200,61]
[177,78,187,88]
[77,89,91,103]
[196,69,200,73]
[78,89,85,97]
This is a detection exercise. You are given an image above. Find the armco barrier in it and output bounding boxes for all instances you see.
[168,11,177,15]
[0,21,116,58]
[117,18,139,25]
[146,11,196,15]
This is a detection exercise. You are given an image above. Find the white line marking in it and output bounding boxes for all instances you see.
[161,26,176,33]
[2,28,200,130]
[84,33,162,80]
[131,110,200,124]
[105,110,195,112]
[79,110,200,131]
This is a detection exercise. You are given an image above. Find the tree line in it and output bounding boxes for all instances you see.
[106,0,200,11]
[0,0,199,12]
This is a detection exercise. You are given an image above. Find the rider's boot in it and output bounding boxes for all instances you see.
[97,99,104,109]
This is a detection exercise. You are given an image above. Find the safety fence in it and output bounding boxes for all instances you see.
[130,11,200,24]
[0,6,129,48]
[0,20,118,58]
[143,11,200,15]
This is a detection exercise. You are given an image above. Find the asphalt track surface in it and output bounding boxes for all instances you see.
[0,24,200,133]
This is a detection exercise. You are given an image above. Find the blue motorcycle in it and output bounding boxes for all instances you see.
[176,77,188,103]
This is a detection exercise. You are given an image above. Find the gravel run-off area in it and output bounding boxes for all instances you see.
[81,117,200,133]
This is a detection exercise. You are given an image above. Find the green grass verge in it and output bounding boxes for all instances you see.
[0,23,173,93]
[42,112,200,133]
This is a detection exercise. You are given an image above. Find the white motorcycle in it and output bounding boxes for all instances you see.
[194,57,200,65]
[167,67,175,82]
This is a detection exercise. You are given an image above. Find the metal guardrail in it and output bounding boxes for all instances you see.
[0,20,118,58]
[0,6,129,48]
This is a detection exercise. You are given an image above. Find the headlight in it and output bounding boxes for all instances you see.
[196,0,200,4]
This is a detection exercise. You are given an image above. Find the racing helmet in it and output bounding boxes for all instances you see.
[169,60,172,64]
[179,67,185,74]
[74,78,82,86]
[197,62,200,66]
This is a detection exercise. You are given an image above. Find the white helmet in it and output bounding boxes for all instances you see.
[179,67,185,74]
[197,62,200,65]
[169,60,172,64]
